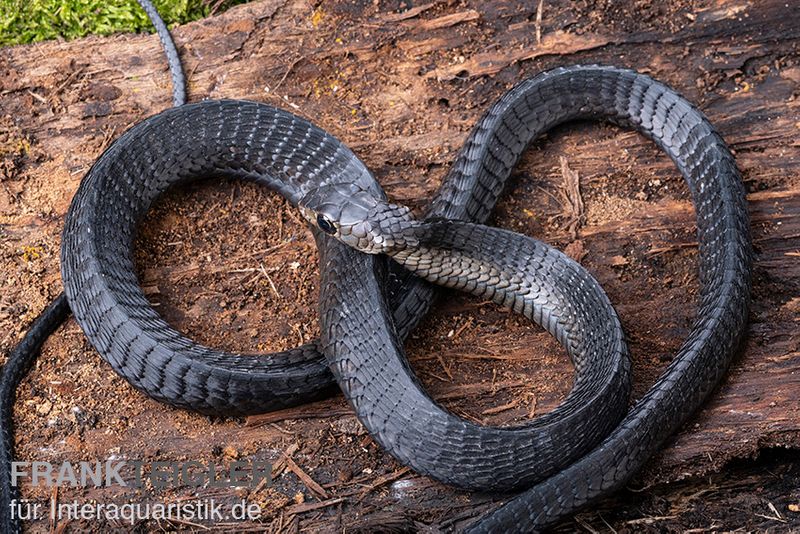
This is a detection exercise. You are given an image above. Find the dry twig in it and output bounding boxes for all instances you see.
[286,456,329,499]
[535,0,545,44]
[556,156,585,240]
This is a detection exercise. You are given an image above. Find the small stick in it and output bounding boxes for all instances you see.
[259,262,281,298]
[166,518,210,530]
[647,242,697,255]
[535,0,545,44]
[246,399,350,427]
[481,398,520,416]
[49,486,58,534]
[527,394,538,418]
[270,442,300,480]
[452,317,473,339]
[286,456,329,499]
[436,354,453,380]
[274,57,304,92]
[52,66,86,96]
[286,497,346,515]
[357,467,411,501]
[27,90,48,104]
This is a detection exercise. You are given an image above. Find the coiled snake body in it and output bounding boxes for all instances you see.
[9,65,752,532]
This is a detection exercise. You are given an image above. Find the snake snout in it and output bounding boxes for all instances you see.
[299,183,391,254]
[299,183,420,255]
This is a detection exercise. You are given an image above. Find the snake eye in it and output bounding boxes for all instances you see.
[316,214,336,235]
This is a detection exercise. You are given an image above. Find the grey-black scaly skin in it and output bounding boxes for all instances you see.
[43,64,748,532]
[0,294,69,533]
[0,3,184,532]
[59,96,507,416]
[57,63,574,417]
[59,69,630,524]
[61,100,382,414]
[135,0,186,107]
[301,196,632,490]
[300,182,632,485]
[312,65,751,532]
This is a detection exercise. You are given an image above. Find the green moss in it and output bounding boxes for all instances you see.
[0,0,248,46]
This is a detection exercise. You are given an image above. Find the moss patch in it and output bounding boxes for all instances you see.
[0,0,248,46]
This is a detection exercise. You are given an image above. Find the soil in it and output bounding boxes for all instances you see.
[1,0,799,532]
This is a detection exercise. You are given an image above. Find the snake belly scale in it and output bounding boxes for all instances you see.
[52,65,752,532]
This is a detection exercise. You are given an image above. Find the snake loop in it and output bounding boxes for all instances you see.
[8,65,751,533]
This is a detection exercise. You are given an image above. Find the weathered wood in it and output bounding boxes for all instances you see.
[1,0,799,530]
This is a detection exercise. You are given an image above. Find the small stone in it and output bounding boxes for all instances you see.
[36,399,52,415]
[564,240,586,262]
[331,416,366,436]
[336,468,353,483]
[223,445,239,459]
[391,479,416,499]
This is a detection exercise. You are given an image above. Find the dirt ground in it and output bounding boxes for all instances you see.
[1,0,799,532]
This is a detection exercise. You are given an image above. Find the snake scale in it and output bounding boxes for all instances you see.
[301,66,752,530]
[0,6,751,531]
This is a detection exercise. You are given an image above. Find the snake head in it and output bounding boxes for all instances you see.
[299,183,417,254]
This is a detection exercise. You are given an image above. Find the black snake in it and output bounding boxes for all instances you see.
[1,5,751,533]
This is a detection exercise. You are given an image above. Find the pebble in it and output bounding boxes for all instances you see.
[36,399,52,415]
[223,445,239,459]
